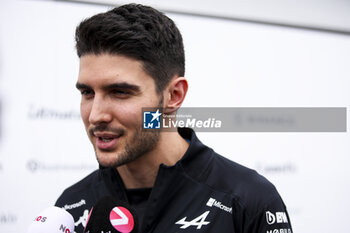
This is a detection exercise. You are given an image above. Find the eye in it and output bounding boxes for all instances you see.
[80,89,94,98]
[110,89,131,97]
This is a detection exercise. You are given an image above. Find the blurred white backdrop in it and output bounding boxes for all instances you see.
[0,0,349,232]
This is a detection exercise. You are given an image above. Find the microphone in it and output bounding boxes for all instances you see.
[27,206,74,233]
[84,196,138,233]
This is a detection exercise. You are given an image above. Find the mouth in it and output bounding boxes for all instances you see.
[98,136,115,142]
[93,132,121,151]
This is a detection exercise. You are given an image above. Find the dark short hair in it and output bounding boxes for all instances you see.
[75,4,185,93]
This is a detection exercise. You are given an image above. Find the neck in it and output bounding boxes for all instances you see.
[117,131,189,189]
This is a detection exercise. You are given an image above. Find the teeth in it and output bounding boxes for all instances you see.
[100,137,113,142]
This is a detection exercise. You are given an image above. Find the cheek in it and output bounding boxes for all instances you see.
[117,96,162,126]
[113,104,142,127]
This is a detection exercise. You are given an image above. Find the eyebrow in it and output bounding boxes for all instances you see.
[75,82,91,90]
[75,82,141,92]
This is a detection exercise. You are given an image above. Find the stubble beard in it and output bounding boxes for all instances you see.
[95,98,163,168]
[96,127,160,168]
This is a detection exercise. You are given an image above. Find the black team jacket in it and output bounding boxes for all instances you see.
[56,128,293,233]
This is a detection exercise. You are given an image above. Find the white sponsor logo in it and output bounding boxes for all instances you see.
[276,212,288,224]
[63,199,86,210]
[266,211,288,225]
[266,211,276,225]
[75,209,89,228]
[206,197,232,214]
[266,228,292,233]
[206,198,215,207]
[110,207,129,226]
[176,211,210,229]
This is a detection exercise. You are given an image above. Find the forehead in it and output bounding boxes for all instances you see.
[78,54,155,89]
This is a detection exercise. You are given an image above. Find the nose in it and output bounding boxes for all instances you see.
[88,96,113,125]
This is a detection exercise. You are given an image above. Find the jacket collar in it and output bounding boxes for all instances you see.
[176,128,214,182]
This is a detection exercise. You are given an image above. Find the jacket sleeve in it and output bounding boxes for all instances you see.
[244,196,293,233]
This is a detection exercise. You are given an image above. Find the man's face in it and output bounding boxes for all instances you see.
[77,54,162,168]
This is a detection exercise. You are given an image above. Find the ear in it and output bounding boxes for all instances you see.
[163,77,188,114]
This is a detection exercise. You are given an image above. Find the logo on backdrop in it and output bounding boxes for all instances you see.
[256,162,297,175]
[109,207,135,233]
[28,105,80,120]
[26,160,96,173]
[0,212,17,225]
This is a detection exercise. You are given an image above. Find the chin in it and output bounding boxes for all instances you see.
[95,151,121,168]
[97,158,120,168]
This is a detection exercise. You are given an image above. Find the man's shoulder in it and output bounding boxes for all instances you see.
[204,151,282,212]
[205,152,292,231]
[181,128,281,207]
[210,152,275,191]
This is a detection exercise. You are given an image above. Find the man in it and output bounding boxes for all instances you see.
[56,4,293,233]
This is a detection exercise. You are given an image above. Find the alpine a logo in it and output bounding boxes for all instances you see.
[175,211,210,229]
[206,197,232,214]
